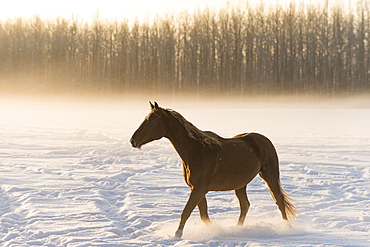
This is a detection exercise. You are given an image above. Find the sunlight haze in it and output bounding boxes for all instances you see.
[3,0,229,22]
[0,0,345,22]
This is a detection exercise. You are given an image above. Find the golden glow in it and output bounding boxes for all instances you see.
[1,0,227,22]
[0,0,349,23]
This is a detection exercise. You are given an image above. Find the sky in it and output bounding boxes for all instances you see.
[0,0,343,23]
[1,0,230,22]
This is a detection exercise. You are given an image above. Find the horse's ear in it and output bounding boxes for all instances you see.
[149,101,160,110]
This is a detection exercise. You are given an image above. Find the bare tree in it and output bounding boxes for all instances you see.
[0,1,369,96]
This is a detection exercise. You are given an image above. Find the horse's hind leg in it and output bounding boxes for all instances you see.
[235,186,250,226]
[197,196,211,224]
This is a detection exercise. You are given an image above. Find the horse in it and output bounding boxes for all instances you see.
[130,102,297,238]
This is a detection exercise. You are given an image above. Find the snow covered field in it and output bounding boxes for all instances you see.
[0,98,369,246]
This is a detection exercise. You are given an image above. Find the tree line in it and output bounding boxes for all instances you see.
[0,2,369,95]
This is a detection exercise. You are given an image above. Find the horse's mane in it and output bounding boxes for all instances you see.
[162,108,222,148]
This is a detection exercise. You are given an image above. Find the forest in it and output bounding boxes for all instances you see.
[0,1,369,96]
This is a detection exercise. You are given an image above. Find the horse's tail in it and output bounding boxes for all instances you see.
[267,181,297,221]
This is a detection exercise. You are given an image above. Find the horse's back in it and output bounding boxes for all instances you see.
[233,132,277,155]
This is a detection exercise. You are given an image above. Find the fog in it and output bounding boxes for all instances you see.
[1,93,369,138]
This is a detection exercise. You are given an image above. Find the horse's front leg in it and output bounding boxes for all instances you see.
[175,187,207,238]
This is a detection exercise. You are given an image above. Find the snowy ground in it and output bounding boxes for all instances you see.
[0,98,369,246]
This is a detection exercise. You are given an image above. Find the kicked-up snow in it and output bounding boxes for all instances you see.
[0,98,369,246]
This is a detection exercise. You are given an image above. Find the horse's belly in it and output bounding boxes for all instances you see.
[209,173,257,191]
[209,164,261,191]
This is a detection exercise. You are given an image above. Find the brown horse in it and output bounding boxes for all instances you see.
[130,102,297,238]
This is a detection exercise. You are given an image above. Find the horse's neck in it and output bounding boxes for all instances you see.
[164,117,201,163]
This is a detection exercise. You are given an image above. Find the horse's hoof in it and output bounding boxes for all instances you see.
[175,229,183,238]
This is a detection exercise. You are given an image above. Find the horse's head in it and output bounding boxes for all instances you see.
[130,102,167,149]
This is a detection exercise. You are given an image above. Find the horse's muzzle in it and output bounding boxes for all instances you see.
[130,138,141,149]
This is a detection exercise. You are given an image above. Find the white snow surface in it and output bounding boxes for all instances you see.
[0,99,369,246]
